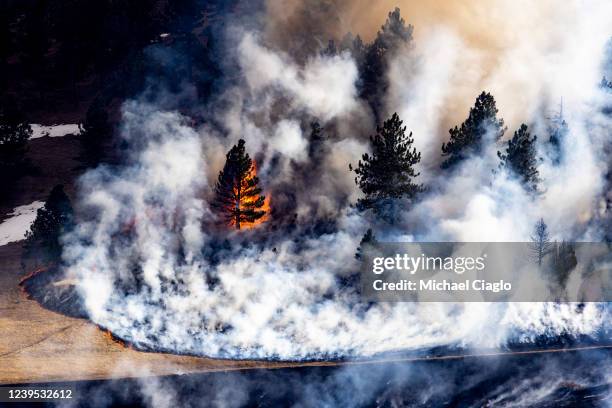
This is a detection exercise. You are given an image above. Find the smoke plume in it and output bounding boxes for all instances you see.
[55,1,612,361]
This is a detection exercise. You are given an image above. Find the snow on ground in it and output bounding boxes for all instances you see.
[30,124,81,139]
[0,201,44,246]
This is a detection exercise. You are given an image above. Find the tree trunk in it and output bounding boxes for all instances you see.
[236,183,241,230]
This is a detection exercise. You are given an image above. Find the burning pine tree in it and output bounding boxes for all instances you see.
[213,139,266,230]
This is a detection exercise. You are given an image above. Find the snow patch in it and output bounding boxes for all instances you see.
[30,124,81,139]
[0,201,45,246]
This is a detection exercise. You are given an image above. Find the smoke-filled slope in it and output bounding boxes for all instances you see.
[32,2,612,360]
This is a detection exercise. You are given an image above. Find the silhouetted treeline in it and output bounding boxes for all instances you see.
[1,0,234,116]
[326,8,413,122]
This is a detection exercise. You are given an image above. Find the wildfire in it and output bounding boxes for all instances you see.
[241,195,271,229]
[19,266,48,286]
[229,160,270,230]
[100,326,132,349]
[19,266,50,300]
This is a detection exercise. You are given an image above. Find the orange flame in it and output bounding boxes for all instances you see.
[98,325,134,349]
[230,160,270,230]
[241,195,271,229]
[19,266,49,286]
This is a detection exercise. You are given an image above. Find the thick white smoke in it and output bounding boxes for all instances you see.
[386,0,612,241]
[59,13,611,360]
[238,32,359,122]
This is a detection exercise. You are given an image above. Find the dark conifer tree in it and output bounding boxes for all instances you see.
[322,40,337,57]
[604,201,612,244]
[600,76,612,91]
[339,32,366,65]
[547,104,568,165]
[375,7,414,48]
[329,9,412,121]
[307,120,327,161]
[23,185,74,265]
[498,124,540,192]
[530,218,551,267]
[441,92,506,169]
[340,228,378,291]
[548,241,577,289]
[212,139,266,230]
[360,8,413,121]
[355,229,378,259]
[351,113,423,212]
[605,168,612,243]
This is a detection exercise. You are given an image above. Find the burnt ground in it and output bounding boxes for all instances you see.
[4,347,612,407]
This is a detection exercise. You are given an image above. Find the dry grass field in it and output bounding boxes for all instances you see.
[0,242,314,384]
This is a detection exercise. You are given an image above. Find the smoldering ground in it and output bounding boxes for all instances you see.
[44,347,611,407]
[23,0,611,368]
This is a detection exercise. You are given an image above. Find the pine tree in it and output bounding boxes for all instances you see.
[330,9,412,121]
[351,113,423,212]
[339,32,365,65]
[0,98,32,190]
[212,139,266,230]
[547,103,568,165]
[360,8,413,122]
[605,169,612,243]
[530,218,551,267]
[355,229,378,259]
[375,7,414,50]
[548,241,577,288]
[498,124,540,192]
[322,39,337,57]
[307,120,327,160]
[441,92,506,169]
[24,185,74,264]
[604,204,612,244]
